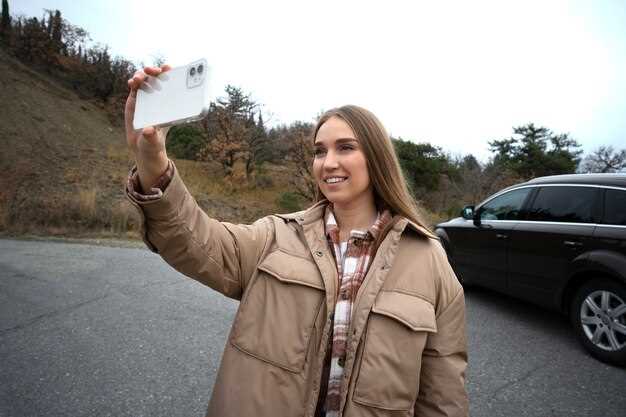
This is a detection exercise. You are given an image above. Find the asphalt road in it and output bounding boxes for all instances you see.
[1,238,625,417]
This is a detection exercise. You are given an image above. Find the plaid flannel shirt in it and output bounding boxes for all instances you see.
[320,204,392,416]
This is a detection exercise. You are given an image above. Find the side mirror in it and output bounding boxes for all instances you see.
[461,206,474,220]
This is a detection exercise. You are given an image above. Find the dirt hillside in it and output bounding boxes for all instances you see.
[0,48,290,240]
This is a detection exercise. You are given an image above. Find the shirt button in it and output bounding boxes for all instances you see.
[315,251,323,257]
[338,357,345,367]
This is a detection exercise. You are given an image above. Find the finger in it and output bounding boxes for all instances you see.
[160,64,171,72]
[143,66,163,76]
[128,70,147,90]
[141,126,159,145]
[127,80,138,97]
[142,126,156,139]
[124,110,135,135]
[124,91,139,128]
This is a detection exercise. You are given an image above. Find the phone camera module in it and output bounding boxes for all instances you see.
[190,67,196,76]
[197,64,204,74]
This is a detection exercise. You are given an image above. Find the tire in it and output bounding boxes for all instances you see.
[570,278,626,367]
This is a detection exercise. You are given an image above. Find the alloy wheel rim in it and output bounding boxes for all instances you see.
[580,290,626,352]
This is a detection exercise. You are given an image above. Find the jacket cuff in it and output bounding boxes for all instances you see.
[126,159,175,201]
[125,159,189,221]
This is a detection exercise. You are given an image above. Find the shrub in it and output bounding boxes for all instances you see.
[277,192,302,212]
[255,175,274,188]
[166,125,205,160]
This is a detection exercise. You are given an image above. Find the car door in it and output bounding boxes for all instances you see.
[507,185,600,307]
[449,187,533,292]
[590,188,626,263]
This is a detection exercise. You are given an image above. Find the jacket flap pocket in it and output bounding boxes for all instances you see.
[371,291,437,332]
[257,250,325,290]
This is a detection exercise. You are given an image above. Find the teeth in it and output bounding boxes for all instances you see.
[325,177,347,184]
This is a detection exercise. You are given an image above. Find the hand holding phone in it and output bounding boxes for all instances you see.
[133,59,211,131]
[124,59,211,191]
[124,65,172,193]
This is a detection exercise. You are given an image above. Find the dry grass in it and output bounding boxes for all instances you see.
[106,143,132,163]
[175,159,229,196]
[419,206,450,230]
[0,202,8,230]
[78,188,97,221]
[109,199,141,234]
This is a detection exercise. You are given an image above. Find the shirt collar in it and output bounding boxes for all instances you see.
[324,203,392,244]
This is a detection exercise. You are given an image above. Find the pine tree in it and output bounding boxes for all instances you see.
[257,113,265,131]
[1,0,11,42]
[51,10,62,53]
[488,123,582,179]
[46,10,53,38]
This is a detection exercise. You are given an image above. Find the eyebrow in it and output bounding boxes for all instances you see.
[314,137,358,147]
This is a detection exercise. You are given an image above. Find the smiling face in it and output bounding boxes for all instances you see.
[312,116,374,210]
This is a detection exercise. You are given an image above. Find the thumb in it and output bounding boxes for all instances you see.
[142,126,159,145]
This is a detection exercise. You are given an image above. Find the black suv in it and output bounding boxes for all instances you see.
[435,173,626,366]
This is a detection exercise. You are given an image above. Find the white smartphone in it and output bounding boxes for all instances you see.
[133,58,212,130]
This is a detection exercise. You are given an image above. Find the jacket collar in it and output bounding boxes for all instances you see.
[275,199,437,240]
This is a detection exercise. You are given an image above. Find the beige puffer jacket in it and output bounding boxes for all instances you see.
[126,161,469,417]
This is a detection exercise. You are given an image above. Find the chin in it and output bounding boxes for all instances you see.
[324,194,352,206]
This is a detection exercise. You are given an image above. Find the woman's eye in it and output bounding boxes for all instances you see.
[314,148,326,156]
[339,145,354,151]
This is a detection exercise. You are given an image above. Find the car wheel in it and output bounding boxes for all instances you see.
[570,278,626,366]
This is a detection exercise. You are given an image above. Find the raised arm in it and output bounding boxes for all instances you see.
[123,66,273,300]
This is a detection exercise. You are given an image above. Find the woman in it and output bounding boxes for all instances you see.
[125,66,468,417]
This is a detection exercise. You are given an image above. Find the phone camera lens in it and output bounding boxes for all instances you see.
[190,67,196,76]
[197,64,204,74]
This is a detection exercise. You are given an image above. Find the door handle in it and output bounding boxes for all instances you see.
[496,233,509,240]
[563,240,583,247]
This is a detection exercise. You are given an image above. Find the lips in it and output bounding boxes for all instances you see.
[324,176,348,184]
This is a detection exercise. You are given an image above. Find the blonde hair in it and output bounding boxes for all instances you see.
[313,105,432,235]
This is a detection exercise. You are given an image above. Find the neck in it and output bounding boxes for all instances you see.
[332,194,378,236]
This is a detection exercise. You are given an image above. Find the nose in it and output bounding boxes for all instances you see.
[322,150,339,171]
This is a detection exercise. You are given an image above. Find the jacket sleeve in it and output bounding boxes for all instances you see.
[414,243,469,417]
[125,160,273,300]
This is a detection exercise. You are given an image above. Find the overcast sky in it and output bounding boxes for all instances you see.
[13,0,626,161]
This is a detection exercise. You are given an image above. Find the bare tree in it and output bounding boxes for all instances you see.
[198,86,261,186]
[578,146,626,173]
[284,121,316,201]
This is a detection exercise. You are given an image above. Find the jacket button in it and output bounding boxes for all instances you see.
[315,251,323,257]
[338,356,345,367]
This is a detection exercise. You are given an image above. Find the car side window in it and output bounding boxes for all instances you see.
[527,186,597,223]
[479,188,531,220]
[603,189,626,226]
